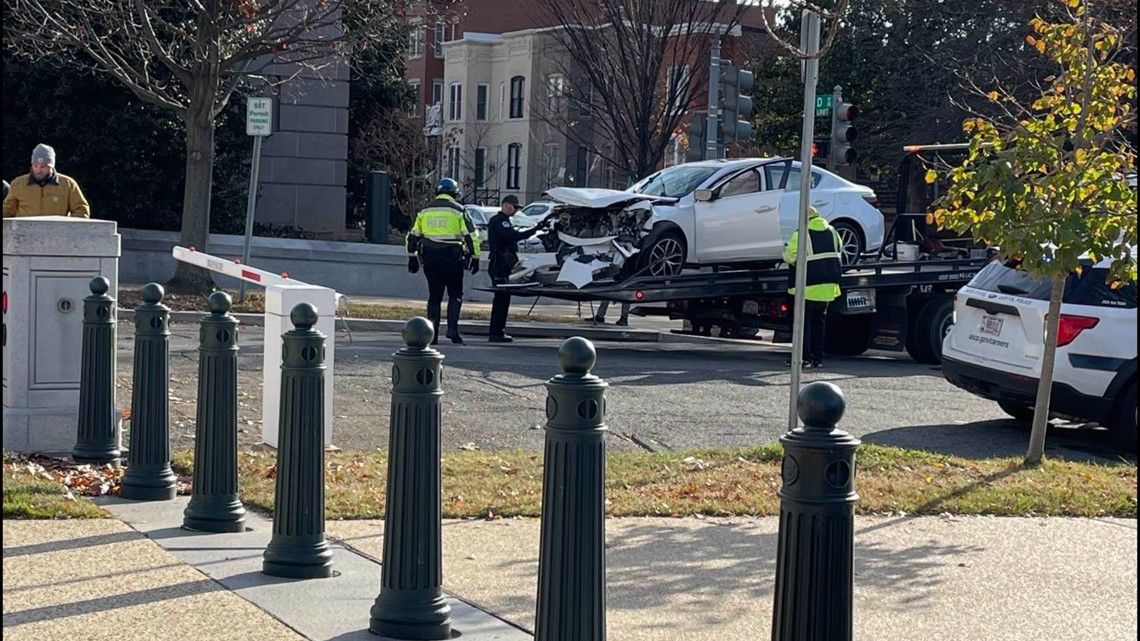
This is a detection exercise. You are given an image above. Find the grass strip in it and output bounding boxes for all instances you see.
[169,445,1137,520]
[3,466,110,519]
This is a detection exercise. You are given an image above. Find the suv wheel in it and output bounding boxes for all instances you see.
[998,399,1035,423]
[1109,382,1137,453]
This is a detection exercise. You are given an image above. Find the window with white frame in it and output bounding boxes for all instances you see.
[574,80,593,118]
[666,65,690,115]
[507,143,522,189]
[499,82,506,120]
[407,23,423,58]
[432,80,443,107]
[451,19,462,41]
[448,82,463,121]
[546,74,566,114]
[447,146,461,181]
[433,22,445,58]
[476,84,490,121]
[509,76,525,119]
[407,80,421,116]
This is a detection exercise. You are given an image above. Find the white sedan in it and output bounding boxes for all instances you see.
[543,158,885,280]
[463,205,545,253]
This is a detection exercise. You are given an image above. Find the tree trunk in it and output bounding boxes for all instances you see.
[168,103,217,293]
[1025,276,1065,466]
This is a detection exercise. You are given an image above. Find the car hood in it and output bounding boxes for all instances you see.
[544,187,674,209]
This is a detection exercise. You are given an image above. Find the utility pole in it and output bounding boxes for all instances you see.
[788,9,821,434]
[705,29,722,160]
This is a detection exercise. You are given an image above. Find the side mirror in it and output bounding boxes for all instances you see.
[694,188,715,202]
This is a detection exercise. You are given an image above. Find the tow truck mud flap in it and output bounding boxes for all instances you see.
[869,304,907,351]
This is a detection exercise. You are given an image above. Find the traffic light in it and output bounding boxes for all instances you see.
[686,112,708,162]
[830,101,859,166]
[718,61,754,144]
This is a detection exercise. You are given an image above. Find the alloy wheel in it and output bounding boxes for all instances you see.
[649,237,684,276]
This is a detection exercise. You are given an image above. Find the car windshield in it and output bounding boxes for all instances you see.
[629,165,719,197]
[522,204,549,218]
[511,213,536,229]
[466,208,489,225]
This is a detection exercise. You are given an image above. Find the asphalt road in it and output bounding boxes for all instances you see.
[115,322,1131,463]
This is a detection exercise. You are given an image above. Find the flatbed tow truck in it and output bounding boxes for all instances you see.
[486,144,989,364]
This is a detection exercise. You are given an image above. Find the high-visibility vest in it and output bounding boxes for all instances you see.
[784,220,842,302]
[406,195,479,254]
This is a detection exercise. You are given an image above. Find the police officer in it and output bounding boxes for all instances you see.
[783,207,842,368]
[407,178,479,345]
[487,195,547,342]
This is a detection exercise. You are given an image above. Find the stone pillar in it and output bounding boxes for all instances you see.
[3,216,121,454]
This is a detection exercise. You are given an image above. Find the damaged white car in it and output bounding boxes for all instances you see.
[509,188,670,288]
[509,158,885,288]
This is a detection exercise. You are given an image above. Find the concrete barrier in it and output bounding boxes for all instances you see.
[120,229,500,302]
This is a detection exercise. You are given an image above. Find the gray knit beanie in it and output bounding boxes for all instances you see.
[32,144,56,167]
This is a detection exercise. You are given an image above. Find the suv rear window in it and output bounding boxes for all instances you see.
[968,260,1137,308]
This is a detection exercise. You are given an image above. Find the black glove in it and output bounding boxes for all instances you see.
[408,255,420,274]
[468,255,480,275]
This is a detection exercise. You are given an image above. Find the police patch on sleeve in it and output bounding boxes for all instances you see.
[501,221,511,228]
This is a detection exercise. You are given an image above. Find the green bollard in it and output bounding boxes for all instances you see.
[369,317,452,640]
[262,303,333,579]
[183,292,246,533]
[534,337,608,641]
[72,277,121,466]
[120,283,177,501]
[771,381,859,641]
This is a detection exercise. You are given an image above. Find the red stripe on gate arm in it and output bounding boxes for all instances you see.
[241,270,262,282]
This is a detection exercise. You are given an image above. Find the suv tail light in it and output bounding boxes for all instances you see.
[1052,314,1100,347]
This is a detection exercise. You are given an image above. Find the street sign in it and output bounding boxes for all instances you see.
[814,94,832,116]
[246,97,273,136]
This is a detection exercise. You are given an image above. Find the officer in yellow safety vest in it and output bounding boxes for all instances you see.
[407,178,479,345]
[783,207,843,368]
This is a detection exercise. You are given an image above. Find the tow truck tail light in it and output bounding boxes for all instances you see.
[1052,314,1099,347]
[635,291,644,300]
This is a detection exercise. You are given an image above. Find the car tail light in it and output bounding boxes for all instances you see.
[862,193,880,209]
[1052,314,1099,347]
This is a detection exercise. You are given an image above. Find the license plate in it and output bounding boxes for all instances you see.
[742,300,759,315]
[845,290,873,311]
[980,314,1004,336]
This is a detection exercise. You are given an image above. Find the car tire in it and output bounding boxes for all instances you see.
[1109,381,1137,453]
[637,228,685,278]
[998,399,1035,423]
[906,298,954,364]
[832,221,865,266]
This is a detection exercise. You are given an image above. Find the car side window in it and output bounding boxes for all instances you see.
[765,166,821,191]
[719,169,760,198]
[1066,267,1138,308]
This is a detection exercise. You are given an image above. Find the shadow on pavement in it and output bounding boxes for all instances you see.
[862,420,1135,464]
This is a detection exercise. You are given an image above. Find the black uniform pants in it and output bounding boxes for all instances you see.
[803,300,828,363]
[423,253,465,341]
[489,276,511,337]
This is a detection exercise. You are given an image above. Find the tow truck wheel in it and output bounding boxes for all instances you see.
[907,298,954,364]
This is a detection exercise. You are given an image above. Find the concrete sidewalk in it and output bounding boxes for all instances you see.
[6,510,1135,641]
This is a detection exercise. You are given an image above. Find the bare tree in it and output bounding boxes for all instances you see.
[352,105,448,238]
[447,117,508,205]
[5,0,411,289]
[530,0,750,182]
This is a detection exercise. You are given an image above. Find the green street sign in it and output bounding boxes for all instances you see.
[815,95,833,111]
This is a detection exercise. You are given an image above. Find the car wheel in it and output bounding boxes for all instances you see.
[832,221,865,266]
[1109,381,1137,453]
[998,399,1035,423]
[639,229,685,277]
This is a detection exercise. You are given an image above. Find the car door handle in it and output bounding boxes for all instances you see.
[812,200,827,207]
[755,205,777,213]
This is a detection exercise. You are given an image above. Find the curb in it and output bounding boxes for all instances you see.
[117,309,664,343]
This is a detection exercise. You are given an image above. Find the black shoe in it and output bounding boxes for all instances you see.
[591,316,605,323]
[615,319,629,327]
[446,333,465,345]
[811,360,824,369]
[488,334,514,343]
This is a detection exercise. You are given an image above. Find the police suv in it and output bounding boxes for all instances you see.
[941,249,1137,451]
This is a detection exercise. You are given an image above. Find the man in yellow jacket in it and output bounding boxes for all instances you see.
[783,207,842,368]
[3,144,90,218]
